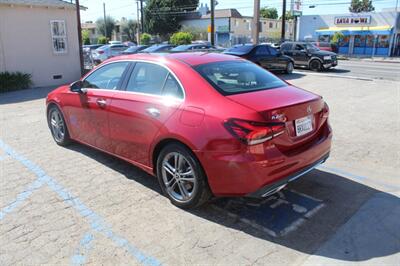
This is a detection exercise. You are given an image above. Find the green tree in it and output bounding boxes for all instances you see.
[96,16,116,40]
[349,0,375,13]
[281,11,294,20]
[97,36,107,44]
[120,19,138,42]
[144,0,199,38]
[140,33,152,45]
[81,29,91,45]
[170,31,193,45]
[260,7,278,19]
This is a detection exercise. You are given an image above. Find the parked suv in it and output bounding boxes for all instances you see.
[280,42,338,71]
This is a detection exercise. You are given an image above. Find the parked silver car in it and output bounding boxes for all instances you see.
[92,44,128,63]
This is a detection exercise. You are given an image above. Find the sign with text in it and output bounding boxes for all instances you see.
[334,16,371,25]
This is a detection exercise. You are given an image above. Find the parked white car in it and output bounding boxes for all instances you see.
[92,44,128,63]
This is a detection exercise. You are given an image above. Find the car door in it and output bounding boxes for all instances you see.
[64,61,130,151]
[292,44,309,66]
[252,45,274,70]
[108,62,184,166]
[267,46,287,70]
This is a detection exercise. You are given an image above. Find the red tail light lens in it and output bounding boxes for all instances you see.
[224,119,286,145]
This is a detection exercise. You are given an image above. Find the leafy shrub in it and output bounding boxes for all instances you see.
[0,71,33,93]
[140,33,151,45]
[82,29,91,45]
[97,36,107,44]
[170,32,193,45]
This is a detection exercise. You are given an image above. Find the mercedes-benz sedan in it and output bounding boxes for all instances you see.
[46,52,332,209]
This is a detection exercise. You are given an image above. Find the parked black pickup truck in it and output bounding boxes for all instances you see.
[279,41,338,71]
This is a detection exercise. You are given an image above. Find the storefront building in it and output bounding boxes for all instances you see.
[298,11,400,57]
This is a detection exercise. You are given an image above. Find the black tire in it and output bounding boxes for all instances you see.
[156,143,212,209]
[285,61,294,74]
[47,105,71,146]
[309,59,322,72]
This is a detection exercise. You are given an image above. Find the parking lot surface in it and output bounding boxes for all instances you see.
[1,71,399,265]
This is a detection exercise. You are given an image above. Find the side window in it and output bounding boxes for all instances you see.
[295,44,305,51]
[280,43,291,51]
[82,62,129,89]
[255,46,269,55]
[162,74,183,99]
[126,62,168,95]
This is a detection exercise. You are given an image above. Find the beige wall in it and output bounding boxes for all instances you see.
[0,5,81,87]
[231,17,294,40]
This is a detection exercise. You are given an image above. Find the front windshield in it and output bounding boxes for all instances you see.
[195,61,287,95]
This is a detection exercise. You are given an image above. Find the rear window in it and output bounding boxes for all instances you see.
[195,61,287,95]
[225,45,254,55]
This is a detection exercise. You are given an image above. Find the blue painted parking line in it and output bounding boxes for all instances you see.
[213,189,324,237]
[71,232,95,265]
[318,165,400,191]
[0,139,161,266]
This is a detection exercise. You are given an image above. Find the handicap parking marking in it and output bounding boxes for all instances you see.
[71,232,95,265]
[212,189,325,238]
[0,139,162,266]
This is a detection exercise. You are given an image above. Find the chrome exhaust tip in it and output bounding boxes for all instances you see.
[261,184,287,198]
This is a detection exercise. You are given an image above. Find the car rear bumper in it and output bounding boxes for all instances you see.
[196,121,332,197]
[246,152,329,198]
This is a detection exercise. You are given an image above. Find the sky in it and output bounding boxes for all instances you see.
[79,0,398,23]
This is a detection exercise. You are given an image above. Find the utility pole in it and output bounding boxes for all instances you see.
[140,0,144,33]
[281,0,287,42]
[75,0,84,75]
[103,2,108,40]
[252,0,260,44]
[210,0,215,45]
[136,0,141,44]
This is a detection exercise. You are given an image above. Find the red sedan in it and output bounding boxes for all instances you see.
[46,52,332,208]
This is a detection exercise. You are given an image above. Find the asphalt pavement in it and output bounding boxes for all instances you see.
[295,59,400,81]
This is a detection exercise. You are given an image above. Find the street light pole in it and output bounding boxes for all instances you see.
[136,0,141,44]
[75,0,84,75]
[140,0,144,33]
[281,0,287,42]
[252,0,260,44]
[210,0,215,45]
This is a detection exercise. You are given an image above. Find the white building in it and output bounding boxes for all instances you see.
[0,0,85,87]
[298,11,400,57]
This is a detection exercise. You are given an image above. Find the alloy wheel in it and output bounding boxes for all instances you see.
[50,109,65,142]
[161,152,198,203]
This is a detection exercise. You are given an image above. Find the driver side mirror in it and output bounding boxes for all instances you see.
[69,80,86,94]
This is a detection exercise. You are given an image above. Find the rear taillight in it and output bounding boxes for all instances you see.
[224,119,285,145]
[97,50,104,54]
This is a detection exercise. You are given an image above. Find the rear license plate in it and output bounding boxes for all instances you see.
[295,116,313,136]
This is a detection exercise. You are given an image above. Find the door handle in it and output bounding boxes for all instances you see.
[146,107,160,118]
[96,99,107,107]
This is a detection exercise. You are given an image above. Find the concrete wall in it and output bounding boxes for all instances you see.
[0,5,81,87]
[298,12,399,41]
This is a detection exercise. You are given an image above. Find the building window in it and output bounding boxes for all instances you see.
[50,20,67,54]
[269,22,273,28]
[235,20,239,27]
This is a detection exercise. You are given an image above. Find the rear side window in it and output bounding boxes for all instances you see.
[267,46,278,56]
[126,62,184,98]
[82,62,129,89]
[255,46,269,55]
[195,61,287,95]
[225,45,254,55]
[280,43,292,51]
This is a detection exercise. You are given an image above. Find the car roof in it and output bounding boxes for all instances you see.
[107,52,242,66]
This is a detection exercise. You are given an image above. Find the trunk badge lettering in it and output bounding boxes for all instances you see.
[307,106,312,114]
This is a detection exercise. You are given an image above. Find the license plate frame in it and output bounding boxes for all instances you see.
[295,116,313,136]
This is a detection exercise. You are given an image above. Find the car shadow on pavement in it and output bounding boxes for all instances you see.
[66,143,400,263]
[278,72,306,81]
[0,86,56,105]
